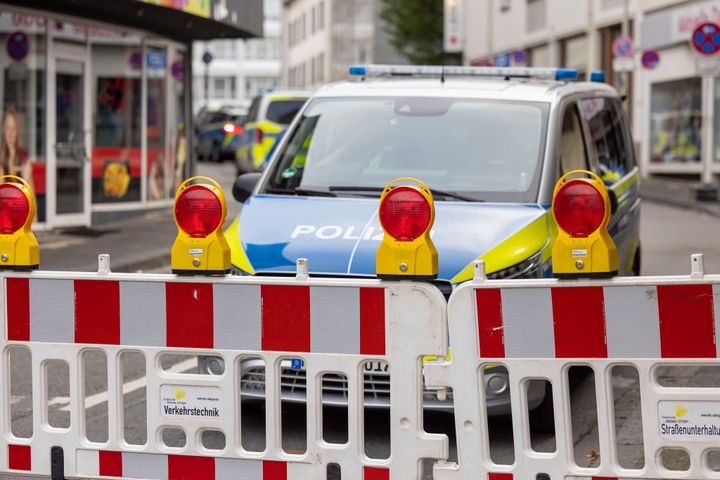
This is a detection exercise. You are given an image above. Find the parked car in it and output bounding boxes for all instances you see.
[195,106,246,162]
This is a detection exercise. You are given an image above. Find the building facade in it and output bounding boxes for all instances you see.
[461,0,720,183]
[193,0,282,113]
[282,0,406,89]
[0,0,262,229]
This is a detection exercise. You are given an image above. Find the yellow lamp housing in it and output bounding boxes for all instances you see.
[171,176,231,275]
[551,170,618,278]
[0,176,39,270]
[376,177,438,280]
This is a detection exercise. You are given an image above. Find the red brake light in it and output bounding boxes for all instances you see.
[553,181,605,237]
[379,186,432,241]
[0,183,29,234]
[175,185,223,238]
[254,128,263,143]
[223,123,234,134]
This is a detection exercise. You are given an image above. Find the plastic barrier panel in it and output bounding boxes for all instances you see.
[0,268,448,479]
[426,263,720,479]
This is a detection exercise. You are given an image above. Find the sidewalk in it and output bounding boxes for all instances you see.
[36,208,176,272]
[639,176,720,218]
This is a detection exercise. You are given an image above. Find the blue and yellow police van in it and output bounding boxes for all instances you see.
[224,65,641,417]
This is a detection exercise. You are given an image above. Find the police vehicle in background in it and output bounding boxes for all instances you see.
[225,65,641,420]
[194,106,247,163]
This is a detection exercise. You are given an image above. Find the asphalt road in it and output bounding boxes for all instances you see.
[7,161,720,479]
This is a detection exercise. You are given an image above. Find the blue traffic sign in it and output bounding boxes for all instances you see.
[692,22,720,56]
[6,31,29,62]
[641,50,660,70]
[494,53,510,67]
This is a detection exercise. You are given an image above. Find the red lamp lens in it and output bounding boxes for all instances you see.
[553,181,606,237]
[175,185,223,238]
[0,184,29,234]
[379,186,432,241]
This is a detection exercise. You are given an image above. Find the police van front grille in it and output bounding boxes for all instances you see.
[240,366,391,399]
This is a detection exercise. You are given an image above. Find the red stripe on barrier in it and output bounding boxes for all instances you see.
[75,280,121,344]
[476,289,505,357]
[263,460,288,480]
[658,284,716,358]
[166,283,214,348]
[99,451,122,477]
[168,455,215,480]
[261,285,310,352]
[360,288,386,355]
[8,444,31,471]
[488,474,513,480]
[364,467,389,480]
[551,286,607,358]
[7,278,29,341]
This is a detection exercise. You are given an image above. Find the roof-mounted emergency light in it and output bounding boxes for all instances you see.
[349,65,578,81]
[551,170,618,278]
[376,178,438,280]
[0,175,39,270]
[590,70,606,83]
[171,176,230,275]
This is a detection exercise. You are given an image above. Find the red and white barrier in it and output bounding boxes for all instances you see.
[0,266,448,480]
[426,262,720,480]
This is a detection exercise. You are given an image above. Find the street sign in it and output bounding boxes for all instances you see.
[613,57,635,72]
[443,0,464,53]
[641,49,660,70]
[691,22,720,56]
[494,52,510,67]
[512,50,528,65]
[202,50,213,65]
[612,35,634,59]
[6,31,29,62]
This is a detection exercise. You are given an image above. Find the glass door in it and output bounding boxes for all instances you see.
[51,44,91,227]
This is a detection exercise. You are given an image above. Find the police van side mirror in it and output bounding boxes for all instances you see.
[233,172,262,203]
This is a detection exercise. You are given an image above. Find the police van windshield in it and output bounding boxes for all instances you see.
[267,97,549,202]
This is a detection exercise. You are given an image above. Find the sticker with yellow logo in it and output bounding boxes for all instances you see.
[658,400,720,439]
[161,385,222,419]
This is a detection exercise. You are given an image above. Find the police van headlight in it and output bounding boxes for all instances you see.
[486,252,545,280]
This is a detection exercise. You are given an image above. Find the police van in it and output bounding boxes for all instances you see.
[224,65,641,417]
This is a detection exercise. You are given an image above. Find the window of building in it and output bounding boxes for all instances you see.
[0,11,47,222]
[311,5,316,34]
[650,78,701,164]
[561,35,588,81]
[210,76,236,99]
[527,0,546,32]
[579,97,633,182]
[528,44,549,67]
[209,39,236,59]
[318,1,325,30]
[559,103,589,174]
[246,77,276,97]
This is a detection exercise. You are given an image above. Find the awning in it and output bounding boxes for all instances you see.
[3,0,263,42]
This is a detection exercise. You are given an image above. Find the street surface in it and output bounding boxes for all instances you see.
[6,161,720,479]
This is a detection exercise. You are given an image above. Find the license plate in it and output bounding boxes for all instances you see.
[364,361,389,373]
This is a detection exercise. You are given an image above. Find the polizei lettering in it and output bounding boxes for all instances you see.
[163,405,219,418]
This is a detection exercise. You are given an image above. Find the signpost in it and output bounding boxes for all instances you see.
[690,22,720,200]
[6,31,29,62]
[612,35,635,73]
[444,0,463,53]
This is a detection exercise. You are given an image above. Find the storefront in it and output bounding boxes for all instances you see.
[638,0,720,182]
[0,0,261,228]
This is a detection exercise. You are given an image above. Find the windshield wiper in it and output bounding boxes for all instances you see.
[328,186,480,202]
[266,187,337,197]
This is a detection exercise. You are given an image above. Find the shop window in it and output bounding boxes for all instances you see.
[561,35,588,81]
[169,49,188,196]
[90,28,142,204]
[147,46,167,202]
[650,78,701,164]
[559,104,589,174]
[0,11,47,223]
[714,78,720,163]
[579,97,633,184]
[528,44,549,67]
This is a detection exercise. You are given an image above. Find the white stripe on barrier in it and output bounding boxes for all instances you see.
[603,285,660,358]
[120,280,167,347]
[500,287,555,358]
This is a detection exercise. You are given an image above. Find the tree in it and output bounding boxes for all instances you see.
[379,0,462,65]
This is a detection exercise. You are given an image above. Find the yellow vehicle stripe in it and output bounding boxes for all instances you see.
[451,213,550,284]
[224,216,255,274]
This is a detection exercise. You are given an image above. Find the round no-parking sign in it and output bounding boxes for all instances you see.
[6,31,29,62]
[691,22,720,56]
[641,50,660,70]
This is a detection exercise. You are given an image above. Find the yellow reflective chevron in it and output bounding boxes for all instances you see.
[224,216,255,274]
[451,213,550,284]
[250,120,284,168]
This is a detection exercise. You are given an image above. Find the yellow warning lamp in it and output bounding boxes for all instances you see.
[0,176,39,270]
[551,170,618,278]
[376,178,438,279]
[171,176,230,275]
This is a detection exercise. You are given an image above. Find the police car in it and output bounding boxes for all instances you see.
[225,65,641,418]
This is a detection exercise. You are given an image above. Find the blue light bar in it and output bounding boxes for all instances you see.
[348,64,578,81]
[590,70,606,83]
[554,68,578,81]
